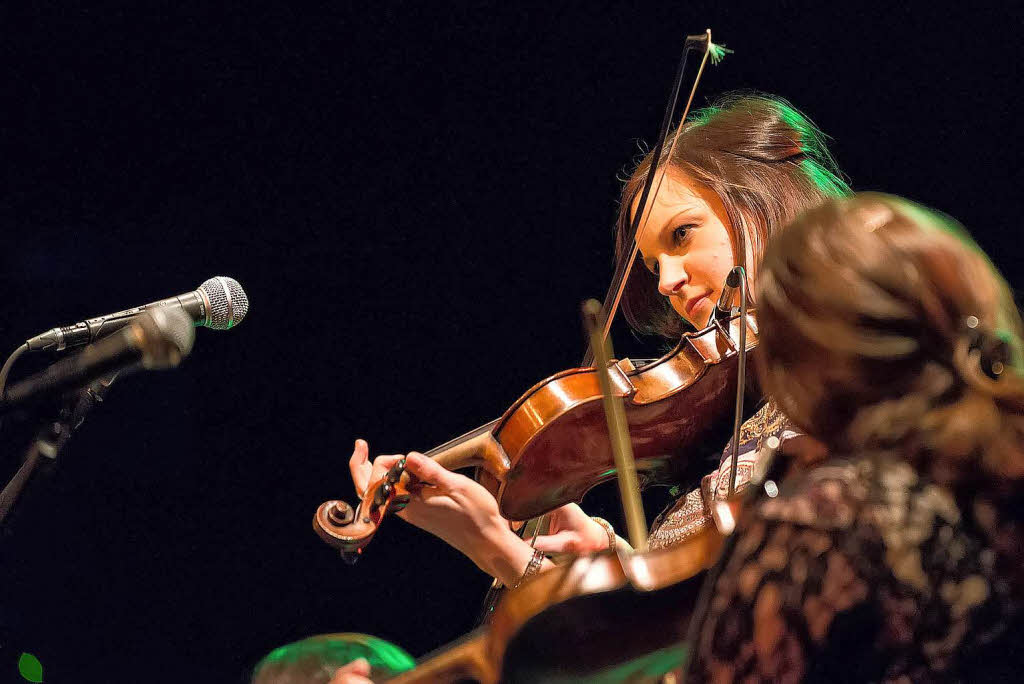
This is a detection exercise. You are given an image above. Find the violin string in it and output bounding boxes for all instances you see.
[423,418,499,458]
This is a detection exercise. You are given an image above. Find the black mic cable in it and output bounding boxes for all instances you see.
[0,344,28,402]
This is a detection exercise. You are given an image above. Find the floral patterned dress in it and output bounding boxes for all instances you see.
[685,456,1024,682]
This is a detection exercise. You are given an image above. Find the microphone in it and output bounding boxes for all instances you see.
[1,308,194,413]
[25,276,249,352]
[712,267,744,322]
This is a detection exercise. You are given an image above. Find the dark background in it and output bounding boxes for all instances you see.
[0,2,1020,682]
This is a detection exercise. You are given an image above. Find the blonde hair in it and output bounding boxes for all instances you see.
[756,192,1024,483]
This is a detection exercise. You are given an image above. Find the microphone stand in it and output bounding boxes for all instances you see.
[0,373,118,527]
[0,307,193,527]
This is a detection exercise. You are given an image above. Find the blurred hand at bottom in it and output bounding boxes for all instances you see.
[330,657,372,684]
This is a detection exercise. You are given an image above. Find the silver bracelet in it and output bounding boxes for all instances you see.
[511,548,545,589]
[591,516,616,552]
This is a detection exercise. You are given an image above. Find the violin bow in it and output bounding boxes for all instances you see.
[582,28,730,367]
[582,299,648,551]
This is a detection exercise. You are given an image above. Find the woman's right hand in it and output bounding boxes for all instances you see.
[532,503,614,555]
[330,658,372,684]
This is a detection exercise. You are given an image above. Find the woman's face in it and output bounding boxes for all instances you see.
[634,170,739,328]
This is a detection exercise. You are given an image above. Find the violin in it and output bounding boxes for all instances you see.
[315,529,723,682]
[381,515,728,683]
[376,419,790,683]
[314,311,760,558]
[313,28,737,560]
[307,28,773,683]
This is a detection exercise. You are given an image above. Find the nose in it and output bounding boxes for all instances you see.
[657,255,688,296]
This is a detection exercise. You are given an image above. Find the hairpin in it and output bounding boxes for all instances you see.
[963,315,1010,380]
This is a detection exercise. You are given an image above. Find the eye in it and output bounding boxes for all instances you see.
[672,224,696,244]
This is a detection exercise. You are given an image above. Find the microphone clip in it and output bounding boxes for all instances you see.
[707,267,745,328]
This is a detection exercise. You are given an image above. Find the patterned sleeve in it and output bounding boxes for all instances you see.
[648,403,803,551]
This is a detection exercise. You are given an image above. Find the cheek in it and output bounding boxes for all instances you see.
[706,240,737,283]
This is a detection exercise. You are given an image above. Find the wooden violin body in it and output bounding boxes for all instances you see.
[488,312,759,521]
[314,312,760,557]
[384,511,729,683]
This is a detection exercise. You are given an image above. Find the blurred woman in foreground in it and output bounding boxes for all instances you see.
[689,193,1024,682]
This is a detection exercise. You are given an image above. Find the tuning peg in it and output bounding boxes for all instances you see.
[386,458,406,483]
[373,482,393,508]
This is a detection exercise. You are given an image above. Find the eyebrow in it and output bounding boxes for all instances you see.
[662,207,703,226]
[641,208,702,243]
[638,206,702,238]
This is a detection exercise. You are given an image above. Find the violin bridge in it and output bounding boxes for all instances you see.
[606,360,636,395]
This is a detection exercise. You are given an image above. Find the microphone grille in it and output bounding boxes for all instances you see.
[199,277,250,330]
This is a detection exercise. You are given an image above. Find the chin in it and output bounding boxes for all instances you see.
[671,306,694,329]
[692,304,714,328]
[673,300,713,330]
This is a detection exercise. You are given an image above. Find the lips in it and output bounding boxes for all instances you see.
[684,295,708,318]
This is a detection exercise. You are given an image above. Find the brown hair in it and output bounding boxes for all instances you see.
[756,192,1024,483]
[615,92,850,340]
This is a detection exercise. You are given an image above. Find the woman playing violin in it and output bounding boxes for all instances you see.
[346,92,850,590]
[688,193,1024,681]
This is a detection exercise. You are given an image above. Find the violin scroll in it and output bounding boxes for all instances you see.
[314,431,511,560]
[314,457,412,563]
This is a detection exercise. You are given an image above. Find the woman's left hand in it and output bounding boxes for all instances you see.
[350,441,544,586]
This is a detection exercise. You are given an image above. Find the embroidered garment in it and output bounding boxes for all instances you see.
[686,457,1024,682]
[648,402,800,550]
